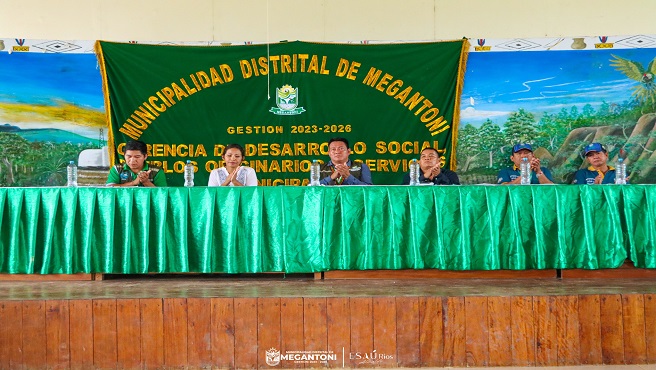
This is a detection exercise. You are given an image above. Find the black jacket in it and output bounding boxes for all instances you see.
[402,169,460,185]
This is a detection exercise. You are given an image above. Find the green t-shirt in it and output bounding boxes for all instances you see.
[106,163,167,187]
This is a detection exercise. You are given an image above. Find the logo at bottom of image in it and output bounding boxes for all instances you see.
[266,348,337,366]
[350,350,395,365]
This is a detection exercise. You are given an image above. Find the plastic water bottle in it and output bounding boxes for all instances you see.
[310,160,321,186]
[409,159,420,185]
[67,160,78,187]
[520,157,531,185]
[615,158,627,184]
[184,160,194,187]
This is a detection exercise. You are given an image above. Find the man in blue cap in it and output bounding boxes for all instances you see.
[497,143,554,184]
[573,142,622,184]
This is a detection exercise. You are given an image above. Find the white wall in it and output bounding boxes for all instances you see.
[1,0,653,42]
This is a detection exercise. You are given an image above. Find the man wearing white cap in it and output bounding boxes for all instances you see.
[497,143,554,185]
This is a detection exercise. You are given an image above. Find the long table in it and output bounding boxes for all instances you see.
[0,185,654,274]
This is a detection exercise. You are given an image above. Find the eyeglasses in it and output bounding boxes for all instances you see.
[330,147,348,153]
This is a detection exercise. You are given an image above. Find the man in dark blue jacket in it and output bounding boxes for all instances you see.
[402,148,459,185]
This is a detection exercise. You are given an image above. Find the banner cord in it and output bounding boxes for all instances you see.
[267,0,270,100]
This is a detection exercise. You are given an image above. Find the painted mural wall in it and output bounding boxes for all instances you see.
[0,40,105,186]
[0,36,655,186]
[460,36,656,184]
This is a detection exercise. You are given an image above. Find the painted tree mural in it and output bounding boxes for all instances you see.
[459,45,656,184]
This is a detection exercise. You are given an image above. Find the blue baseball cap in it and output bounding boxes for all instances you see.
[583,142,606,156]
[512,143,533,153]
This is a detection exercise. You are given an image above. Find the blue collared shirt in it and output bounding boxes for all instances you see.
[573,166,620,184]
[497,166,554,184]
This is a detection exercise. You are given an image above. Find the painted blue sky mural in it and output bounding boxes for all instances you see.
[0,52,103,109]
[0,52,105,142]
[457,43,656,184]
[460,48,656,126]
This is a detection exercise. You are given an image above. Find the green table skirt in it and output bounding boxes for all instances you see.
[0,185,654,274]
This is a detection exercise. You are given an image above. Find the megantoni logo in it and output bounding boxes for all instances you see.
[270,84,306,115]
[264,348,337,366]
[266,348,281,366]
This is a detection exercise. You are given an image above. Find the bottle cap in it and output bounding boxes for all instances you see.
[186,160,191,164]
[70,160,74,164]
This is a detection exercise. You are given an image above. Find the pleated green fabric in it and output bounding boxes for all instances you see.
[0,185,652,274]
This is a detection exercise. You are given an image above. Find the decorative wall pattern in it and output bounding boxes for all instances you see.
[1,35,655,185]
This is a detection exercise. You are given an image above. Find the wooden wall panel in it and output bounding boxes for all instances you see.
[443,297,466,367]
[187,298,212,368]
[555,295,580,366]
[281,297,304,369]
[534,296,557,366]
[326,297,350,369]
[464,296,488,367]
[419,297,443,367]
[257,298,281,369]
[116,299,141,369]
[46,300,70,370]
[510,296,535,366]
[622,294,647,364]
[600,294,624,364]
[92,299,117,369]
[5,291,656,369]
[140,298,164,368]
[349,298,373,368]
[234,298,258,369]
[69,299,94,369]
[304,297,328,368]
[373,297,397,368]
[488,296,511,367]
[22,300,46,369]
[1,301,22,369]
[0,302,8,370]
[395,297,419,367]
[304,298,328,353]
[578,294,602,365]
[645,294,656,363]
[163,298,189,367]
[211,298,235,369]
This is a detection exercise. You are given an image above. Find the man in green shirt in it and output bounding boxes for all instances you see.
[106,140,167,187]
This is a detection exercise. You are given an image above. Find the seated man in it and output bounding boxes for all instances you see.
[497,143,554,185]
[319,137,372,185]
[402,147,459,185]
[573,142,622,184]
[106,140,167,187]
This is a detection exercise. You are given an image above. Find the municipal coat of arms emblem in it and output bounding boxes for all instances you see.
[270,84,306,115]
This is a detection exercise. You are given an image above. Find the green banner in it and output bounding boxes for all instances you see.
[97,40,468,186]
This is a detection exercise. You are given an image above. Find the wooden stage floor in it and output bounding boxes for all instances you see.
[3,275,656,300]
[2,276,656,369]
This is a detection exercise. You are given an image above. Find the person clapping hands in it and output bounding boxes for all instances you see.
[208,143,258,186]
